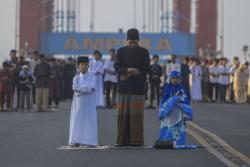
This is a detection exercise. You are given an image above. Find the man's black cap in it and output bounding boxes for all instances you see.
[127,28,140,40]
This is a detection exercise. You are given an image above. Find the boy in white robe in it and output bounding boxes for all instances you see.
[69,56,97,147]
[89,50,105,107]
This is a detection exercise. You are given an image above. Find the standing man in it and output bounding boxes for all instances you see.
[180,56,191,101]
[0,62,13,111]
[104,48,118,108]
[14,56,26,110]
[218,58,230,103]
[18,65,33,112]
[165,54,181,83]
[9,49,18,64]
[34,54,51,112]
[200,59,210,102]
[49,58,61,108]
[114,28,150,146]
[9,50,21,110]
[209,59,220,102]
[89,50,104,107]
[148,54,162,108]
[63,58,76,100]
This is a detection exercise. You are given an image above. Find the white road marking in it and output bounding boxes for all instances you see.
[187,122,250,167]
[187,128,238,167]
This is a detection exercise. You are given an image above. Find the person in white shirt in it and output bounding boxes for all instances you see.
[69,56,97,147]
[165,54,181,83]
[104,49,118,107]
[89,50,104,107]
[209,59,220,102]
[218,58,230,103]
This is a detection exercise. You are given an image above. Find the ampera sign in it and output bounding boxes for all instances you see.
[40,33,195,55]
[63,37,172,52]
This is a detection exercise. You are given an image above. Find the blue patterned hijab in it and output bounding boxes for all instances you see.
[162,71,190,105]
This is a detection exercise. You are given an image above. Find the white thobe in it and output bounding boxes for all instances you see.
[69,72,98,146]
[89,59,105,106]
[190,65,202,100]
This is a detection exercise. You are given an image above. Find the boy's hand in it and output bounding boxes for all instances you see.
[75,92,84,97]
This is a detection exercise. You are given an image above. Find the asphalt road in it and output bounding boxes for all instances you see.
[0,101,249,167]
[192,103,250,157]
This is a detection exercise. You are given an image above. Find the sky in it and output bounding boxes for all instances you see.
[0,0,250,63]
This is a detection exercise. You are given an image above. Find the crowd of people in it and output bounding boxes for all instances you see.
[0,48,250,112]
[148,54,250,106]
[177,55,250,104]
[1,28,249,150]
[0,50,77,112]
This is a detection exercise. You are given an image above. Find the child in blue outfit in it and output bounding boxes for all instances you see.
[155,71,195,149]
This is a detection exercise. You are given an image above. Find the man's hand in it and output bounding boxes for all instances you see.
[127,68,141,75]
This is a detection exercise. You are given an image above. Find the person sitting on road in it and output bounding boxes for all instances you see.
[154,71,196,149]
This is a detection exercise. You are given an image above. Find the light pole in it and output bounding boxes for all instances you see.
[142,0,146,32]
[220,0,224,57]
[15,0,20,50]
[90,0,95,32]
[242,45,249,61]
[133,0,136,28]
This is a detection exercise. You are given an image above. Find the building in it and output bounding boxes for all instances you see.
[196,0,218,57]
[19,0,53,52]
[19,0,217,57]
[173,0,192,33]
[174,0,218,56]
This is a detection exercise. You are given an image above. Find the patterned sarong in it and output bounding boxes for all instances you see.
[116,93,145,145]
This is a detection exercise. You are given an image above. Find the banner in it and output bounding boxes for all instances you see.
[40,32,195,55]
